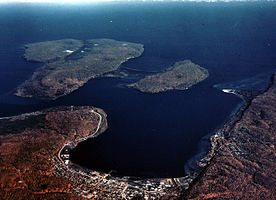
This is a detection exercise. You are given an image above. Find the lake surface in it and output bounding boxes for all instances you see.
[0,2,275,178]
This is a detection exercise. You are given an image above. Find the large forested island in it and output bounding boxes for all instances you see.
[5,38,275,199]
[1,75,275,199]
[15,39,144,99]
[128,60,209,93]
[15,39,210,99]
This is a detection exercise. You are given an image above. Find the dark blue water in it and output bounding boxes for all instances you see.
[0,2,275,178]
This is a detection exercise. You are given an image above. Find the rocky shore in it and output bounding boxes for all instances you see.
[128,60,209,93]
[0,106,177,200]
[2,66,275,199]
[179,74,276,199]
[0,106,107,199]
[15,39,144,100]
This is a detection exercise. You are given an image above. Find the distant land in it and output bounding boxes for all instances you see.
[15,39,210,99]
[128,60,209,93]
[15,39,144,100]
[0,0,269,4]
[1,74,275,199]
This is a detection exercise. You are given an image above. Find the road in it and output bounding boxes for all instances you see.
[57,108,103,166]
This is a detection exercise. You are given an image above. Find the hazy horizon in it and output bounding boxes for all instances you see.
[0,0,274,4]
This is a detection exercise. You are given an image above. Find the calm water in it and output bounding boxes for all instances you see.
[0,2,275,178]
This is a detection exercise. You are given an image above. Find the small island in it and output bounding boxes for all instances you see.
[15,39,144,100]
[1,75,275,199]
[127,60,209,93]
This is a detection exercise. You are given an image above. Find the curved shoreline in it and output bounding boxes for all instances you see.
[1,75,274,199]
[127,60,209,94]
[53,88,253,199]
[57,109,103,165]
[170,87,249,191]
[15,39,144,100]
[53,109,179,199]
[0,106,108,199]
[168,75,275,197]
[181,73,276,199]
[52,79,273,199]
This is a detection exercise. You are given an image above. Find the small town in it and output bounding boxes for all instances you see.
[52,142,179,199]
[51,109,180,199]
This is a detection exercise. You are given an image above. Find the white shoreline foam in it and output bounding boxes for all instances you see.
[222,89,237,94]
[63,49,74,53]
[1,0,275,4]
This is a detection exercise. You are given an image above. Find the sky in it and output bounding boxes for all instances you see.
[0,0,113,2]
[0,0,184,2]
[0,0,271,3]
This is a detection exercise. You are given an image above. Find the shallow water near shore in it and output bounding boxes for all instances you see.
[0,2,276,178]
